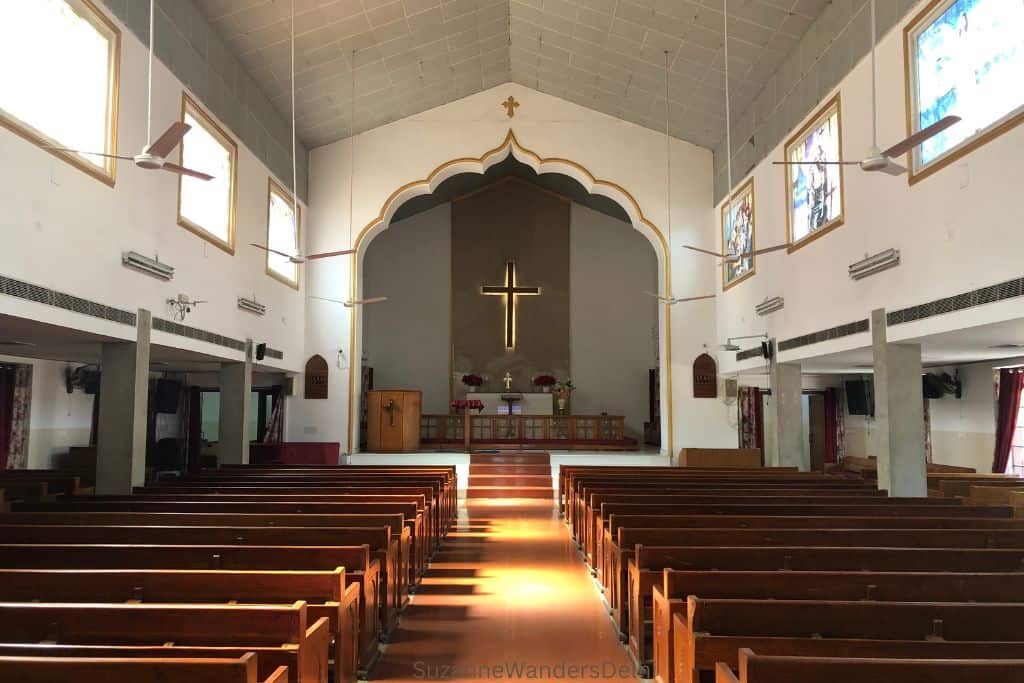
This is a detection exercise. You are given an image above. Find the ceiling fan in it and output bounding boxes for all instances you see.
[249,244,354,263]
[46,0,212,181]
[640,50,715,307]
[643,292,716,306]
[310,295,388,309]
[683,243,790,265]
[773,0,959,177]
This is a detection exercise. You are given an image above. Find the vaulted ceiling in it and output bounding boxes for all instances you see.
[196,0,831,150]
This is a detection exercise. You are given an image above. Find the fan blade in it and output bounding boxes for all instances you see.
[344,296,388,307]
[305,249,356,260]
[162,162,213,181]
[881,115,960,158]
[642,291,667,301]
[250,243,297,259]
[309,295,348,305]
[879,159,907,176]
[44,147,134,160]
[673,294,716,303]
[720,243,790,264]
[146,122,191,158]
[683,245,726,258]
[772,161,859,166]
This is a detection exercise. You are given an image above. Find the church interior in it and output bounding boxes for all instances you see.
[1,0,1024,680]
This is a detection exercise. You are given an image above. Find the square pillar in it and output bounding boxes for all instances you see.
[96,309,151,493]
[872,309,927,496]
[218,340,253,465]
[768,349,805,470]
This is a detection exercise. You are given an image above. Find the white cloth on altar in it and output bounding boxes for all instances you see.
[471,392,554,415]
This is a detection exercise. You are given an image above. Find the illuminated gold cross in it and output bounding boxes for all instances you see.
[481,260,540,349]
[502,95,520,118]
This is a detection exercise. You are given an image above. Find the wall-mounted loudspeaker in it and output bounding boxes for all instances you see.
[760,340,774,360]
[282,377,295,396]
[255,343,267,361]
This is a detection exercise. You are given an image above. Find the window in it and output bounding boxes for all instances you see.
[905,0,1024,184]
[783,95,844,252]
[0,0,120,185]
[177,94,236,252]
[266,177,300,288]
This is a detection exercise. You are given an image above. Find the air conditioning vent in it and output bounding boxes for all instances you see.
[0,274,135,326]
[888,277,1024,326]
[151,317,246,352]
[778,319,870,352]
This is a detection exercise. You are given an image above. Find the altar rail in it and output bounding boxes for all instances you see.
[421,414,632,450]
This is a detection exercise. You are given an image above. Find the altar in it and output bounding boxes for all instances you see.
[472,392,554,415]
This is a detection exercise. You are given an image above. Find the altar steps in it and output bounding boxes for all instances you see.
[468,474,553,487]
[468,452,551,466]
[466,453,554,499]
[468,464,551,475]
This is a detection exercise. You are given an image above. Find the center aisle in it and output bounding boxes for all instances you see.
[371,498,637,682]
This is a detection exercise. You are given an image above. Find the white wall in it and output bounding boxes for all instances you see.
[0,4,306,371]
[0,356,93,469]
[358,200,659,439]
[297,83,733,453]
[928,364,996,473]
[718,0,1024,373]
[570,203,658,440]
[363,205,452,414]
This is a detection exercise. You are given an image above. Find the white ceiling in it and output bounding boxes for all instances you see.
[195,0,830,149]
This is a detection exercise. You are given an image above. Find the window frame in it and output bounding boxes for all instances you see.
[176,93,237,254]
[265,176,301,290]
[720,177,756,291]
[783,93,846,253]
[903,0,1024,186]
[0,0,121,186]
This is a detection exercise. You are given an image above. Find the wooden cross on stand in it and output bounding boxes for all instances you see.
[481,260,541,349]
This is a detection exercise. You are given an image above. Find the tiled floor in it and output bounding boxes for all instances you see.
[371,499,637,682]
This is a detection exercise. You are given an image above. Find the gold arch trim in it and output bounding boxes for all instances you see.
[347,128,675,455]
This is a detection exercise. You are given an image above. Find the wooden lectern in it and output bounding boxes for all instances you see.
[366,390,422,452]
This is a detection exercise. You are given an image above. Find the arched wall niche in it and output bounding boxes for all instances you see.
[347,129,677,454]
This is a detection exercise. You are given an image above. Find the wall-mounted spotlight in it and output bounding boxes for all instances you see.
[755,296,784,316]
[122,251,174,280]
[849,248,900,280]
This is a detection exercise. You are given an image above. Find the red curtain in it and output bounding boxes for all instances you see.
[824,388,838,465]
[0,367,13,469]
[992,369,1024,474]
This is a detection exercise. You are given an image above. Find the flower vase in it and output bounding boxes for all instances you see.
[557,397,567,412]
[467,386,476,393]
[542,386,550,393]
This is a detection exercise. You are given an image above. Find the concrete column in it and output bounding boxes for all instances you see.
[768,348,806,470]
[96,309,151,494]
[872,309,927,497]
[218,340,253,465]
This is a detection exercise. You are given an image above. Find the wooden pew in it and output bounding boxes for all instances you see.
[585,490,939,575]
[621,526,1024,666]
[0,653,289,683]
[586,500,1008,575]
[0,524,400,635]
[0,568,358,683]
[0,601,329,683]
[717,648,1024,683]
[653,569,1024,683]
[0,543,381,671]
[0,510,413,609]
[11,499,425,587]
[78,493,436,558]
[602,512,1024,610]
[677,598,1024,683]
